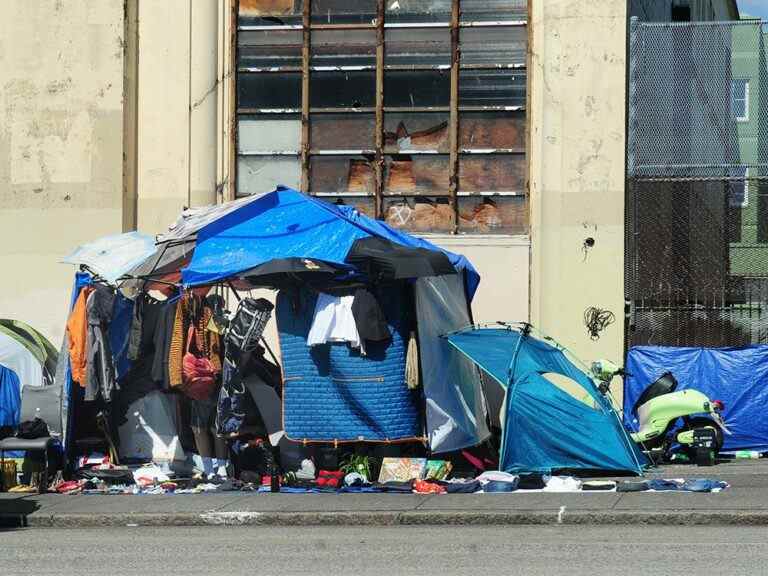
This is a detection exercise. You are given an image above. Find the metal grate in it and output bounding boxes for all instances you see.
[627,20,768,348]
[626,179,768,348]
[628,19,768,180]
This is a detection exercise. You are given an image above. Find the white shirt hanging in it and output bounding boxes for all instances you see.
[307,293,361,349]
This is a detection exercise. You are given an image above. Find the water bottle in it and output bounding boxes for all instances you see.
[734,450,761,459]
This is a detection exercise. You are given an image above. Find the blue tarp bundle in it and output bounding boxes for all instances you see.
[0,365,21,427]
[447,327,645,475]
[625,345,768,451]
[182,187,480,300]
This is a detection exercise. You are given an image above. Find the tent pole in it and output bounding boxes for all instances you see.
[498,323,531,470]
[140,241,170,293]
[260,336,280,367]
[227,281,242,302]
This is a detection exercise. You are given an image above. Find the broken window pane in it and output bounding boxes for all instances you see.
[384,155,449,195]
[459,69,526,108]
[310,114,375,150]
[384,196,454,232]
[460,26,526,66]
[239,0,303,26]
[311,0,376,24]
[311,30,376,68]
[318,196,376,218]
[238,30,302,69]
[310,71,376,108]
[238,73,301,109]
[459,155,525,192]
[460,0,527,22]
[237,156,301,197]
[384,70,450,107]
[458,196,527,234]
[238,115,301,153]
[310,156,376,194]
[459,112,524,150]
[384,112,449,153]
[385,28,450,67]
[240,0,303,16]
[385,0,451,23]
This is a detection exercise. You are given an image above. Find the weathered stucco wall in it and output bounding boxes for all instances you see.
[136,0,221,235]
[428,236,530,325]
[528,0,627,375]
[0,1,126,342]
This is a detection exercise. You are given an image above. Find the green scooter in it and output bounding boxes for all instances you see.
[591,361,730,462]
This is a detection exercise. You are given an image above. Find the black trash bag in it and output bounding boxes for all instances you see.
[17,418,49,439]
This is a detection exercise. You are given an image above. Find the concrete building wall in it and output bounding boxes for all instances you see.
[0,1,126,341]
[528,0,627,378]
[134,0,228,236]
[430,236,530,325]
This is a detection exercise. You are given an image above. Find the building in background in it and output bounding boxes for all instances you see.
[729,19,768,278]
[0,0,743,376]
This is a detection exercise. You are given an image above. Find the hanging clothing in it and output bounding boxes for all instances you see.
[351,288,390,343]
[66,287,92,387]
[307,292,361,348]
[197,297,223,375]
[168,298,185,389]
[151,299,177,388]
[127,294,146,361]
[85,286,116,402]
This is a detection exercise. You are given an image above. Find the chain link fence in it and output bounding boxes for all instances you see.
[627,19,768,348]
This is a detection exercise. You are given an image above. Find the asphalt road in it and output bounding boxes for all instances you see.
[3,525,767,576]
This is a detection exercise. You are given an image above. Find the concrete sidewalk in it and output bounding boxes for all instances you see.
[2,460,767,528]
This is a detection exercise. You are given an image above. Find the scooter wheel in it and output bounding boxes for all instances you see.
[682,417,724,455]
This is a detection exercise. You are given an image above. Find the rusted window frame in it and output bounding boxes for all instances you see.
[235,0,529,229]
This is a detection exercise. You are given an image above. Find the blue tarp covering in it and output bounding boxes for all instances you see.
[625,345,768,451]
[182,187,480,301]
[447,327,644,474]
[110,293,135,382]
[0,365,21,427]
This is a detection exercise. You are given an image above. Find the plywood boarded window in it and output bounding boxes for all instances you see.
[236,0,528,234]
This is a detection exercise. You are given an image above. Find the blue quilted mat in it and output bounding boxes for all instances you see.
[277,287,421,442]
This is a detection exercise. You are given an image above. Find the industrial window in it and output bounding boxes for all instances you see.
[731,79,749,122]
[235,0,528,234]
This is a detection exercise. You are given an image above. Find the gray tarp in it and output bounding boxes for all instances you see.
[117,390,184,462]
[415,275,490,453]
[120,192,268,298]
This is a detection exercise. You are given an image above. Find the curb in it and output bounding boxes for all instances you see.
[4,510,768,528]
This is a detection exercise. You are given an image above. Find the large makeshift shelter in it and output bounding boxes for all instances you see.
[56,187,489,460]
[447,325,645,475]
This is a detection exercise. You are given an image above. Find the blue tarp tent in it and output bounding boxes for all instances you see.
[625,345,768,452]
[447,326,645,475]
[182,187,480,300]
